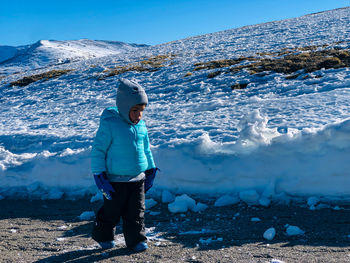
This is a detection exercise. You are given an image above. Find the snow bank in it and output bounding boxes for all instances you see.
[156,118,350,199]
[1,116,350,200]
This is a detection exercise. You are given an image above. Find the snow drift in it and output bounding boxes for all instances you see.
[1,7,350,201]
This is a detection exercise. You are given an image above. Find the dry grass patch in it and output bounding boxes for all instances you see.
[243,48,350,75]
[100,54,175,80]
[194,47,350,79]
[10,69,73,87]
[207,71,222,78]
[193,57,255,71]
[192,43,350,84]
[231,83,249,90]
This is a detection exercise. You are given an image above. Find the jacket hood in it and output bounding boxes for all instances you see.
[101,107,119,120]
[116,78,148,124]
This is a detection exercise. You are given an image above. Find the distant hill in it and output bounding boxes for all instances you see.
[0,39,148,72]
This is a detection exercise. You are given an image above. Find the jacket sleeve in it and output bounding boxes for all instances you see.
[144,130,156,170]
[91,116,112,174]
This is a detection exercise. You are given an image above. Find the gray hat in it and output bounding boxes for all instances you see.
[116,78,148,123]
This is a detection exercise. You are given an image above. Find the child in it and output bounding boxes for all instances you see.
[91,78,157,251]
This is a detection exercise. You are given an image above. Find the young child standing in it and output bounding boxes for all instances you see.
[91,78,157,251]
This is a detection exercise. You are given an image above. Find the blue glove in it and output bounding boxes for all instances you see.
[144,168,159,193]
[93,172,115,200]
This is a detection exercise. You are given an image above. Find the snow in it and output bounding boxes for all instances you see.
[214,195,239,207]
[161,190,175,203]
[90,192,103,202]
[78,211,95,221]
[0,46,17,63]
[251,217,261,222]
[259,197,271,207]
[168,194,195,213]
[145,198,157,210]
[263,227,276,241]
[269,260,285,263]
[307,196,320,207]
[192,202,208,212]
[179,229,216,235]
[0,7,350,203]
[285,225,305,236]
[149,211,161,216]
[239,190,260,205]
[199,237,223,245]
[0,39,147,73]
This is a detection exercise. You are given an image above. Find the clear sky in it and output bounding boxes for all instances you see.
[0,0,349,47]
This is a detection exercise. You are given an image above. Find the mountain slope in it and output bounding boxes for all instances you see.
[0,39,148,73]
[0,7,350,200]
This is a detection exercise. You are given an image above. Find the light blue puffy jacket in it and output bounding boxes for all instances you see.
[91,107,156,180]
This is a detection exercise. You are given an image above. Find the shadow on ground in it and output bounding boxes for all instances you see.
[1,198,350,262]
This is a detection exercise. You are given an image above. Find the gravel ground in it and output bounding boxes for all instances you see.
[1,197,350,263]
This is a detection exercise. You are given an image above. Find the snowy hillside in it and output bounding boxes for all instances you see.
[1,7,350,202]
[0,39,147,73]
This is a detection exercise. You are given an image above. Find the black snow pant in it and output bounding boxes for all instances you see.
[92,180,147,248]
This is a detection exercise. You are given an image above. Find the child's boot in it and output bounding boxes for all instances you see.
[98,240,116,249]
[133,241,148,252]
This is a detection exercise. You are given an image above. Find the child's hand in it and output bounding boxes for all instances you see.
[144,168,159,193]
[93,172,115,200]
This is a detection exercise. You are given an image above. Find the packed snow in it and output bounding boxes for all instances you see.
[0,7,350,206]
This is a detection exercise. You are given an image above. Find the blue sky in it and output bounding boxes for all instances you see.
[0,0,349,46]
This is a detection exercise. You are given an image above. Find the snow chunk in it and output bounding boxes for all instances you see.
[251,217,261,222]
[214,195,239,207]
[90,192,103,203]
[259,197,271,207]
[192,202,208,212]
[78,211,95,221]
[162,190,175,203]
[168,194,195,213]
[307,196,320,206]
[149,211,161,216]
[179,229,216,235]
[199,237,223,245]
[286,225,305,236]
[307,196,320,210]
[239,190,260,205]
[269,260,286,263]
[145,198,157,210]
[46,189,64,200]
[262,180,275,198]
[263,227,276,240]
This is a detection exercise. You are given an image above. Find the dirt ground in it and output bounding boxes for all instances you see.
[0,197,350,263]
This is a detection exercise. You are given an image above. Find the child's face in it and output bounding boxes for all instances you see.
[129,104,146,124]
